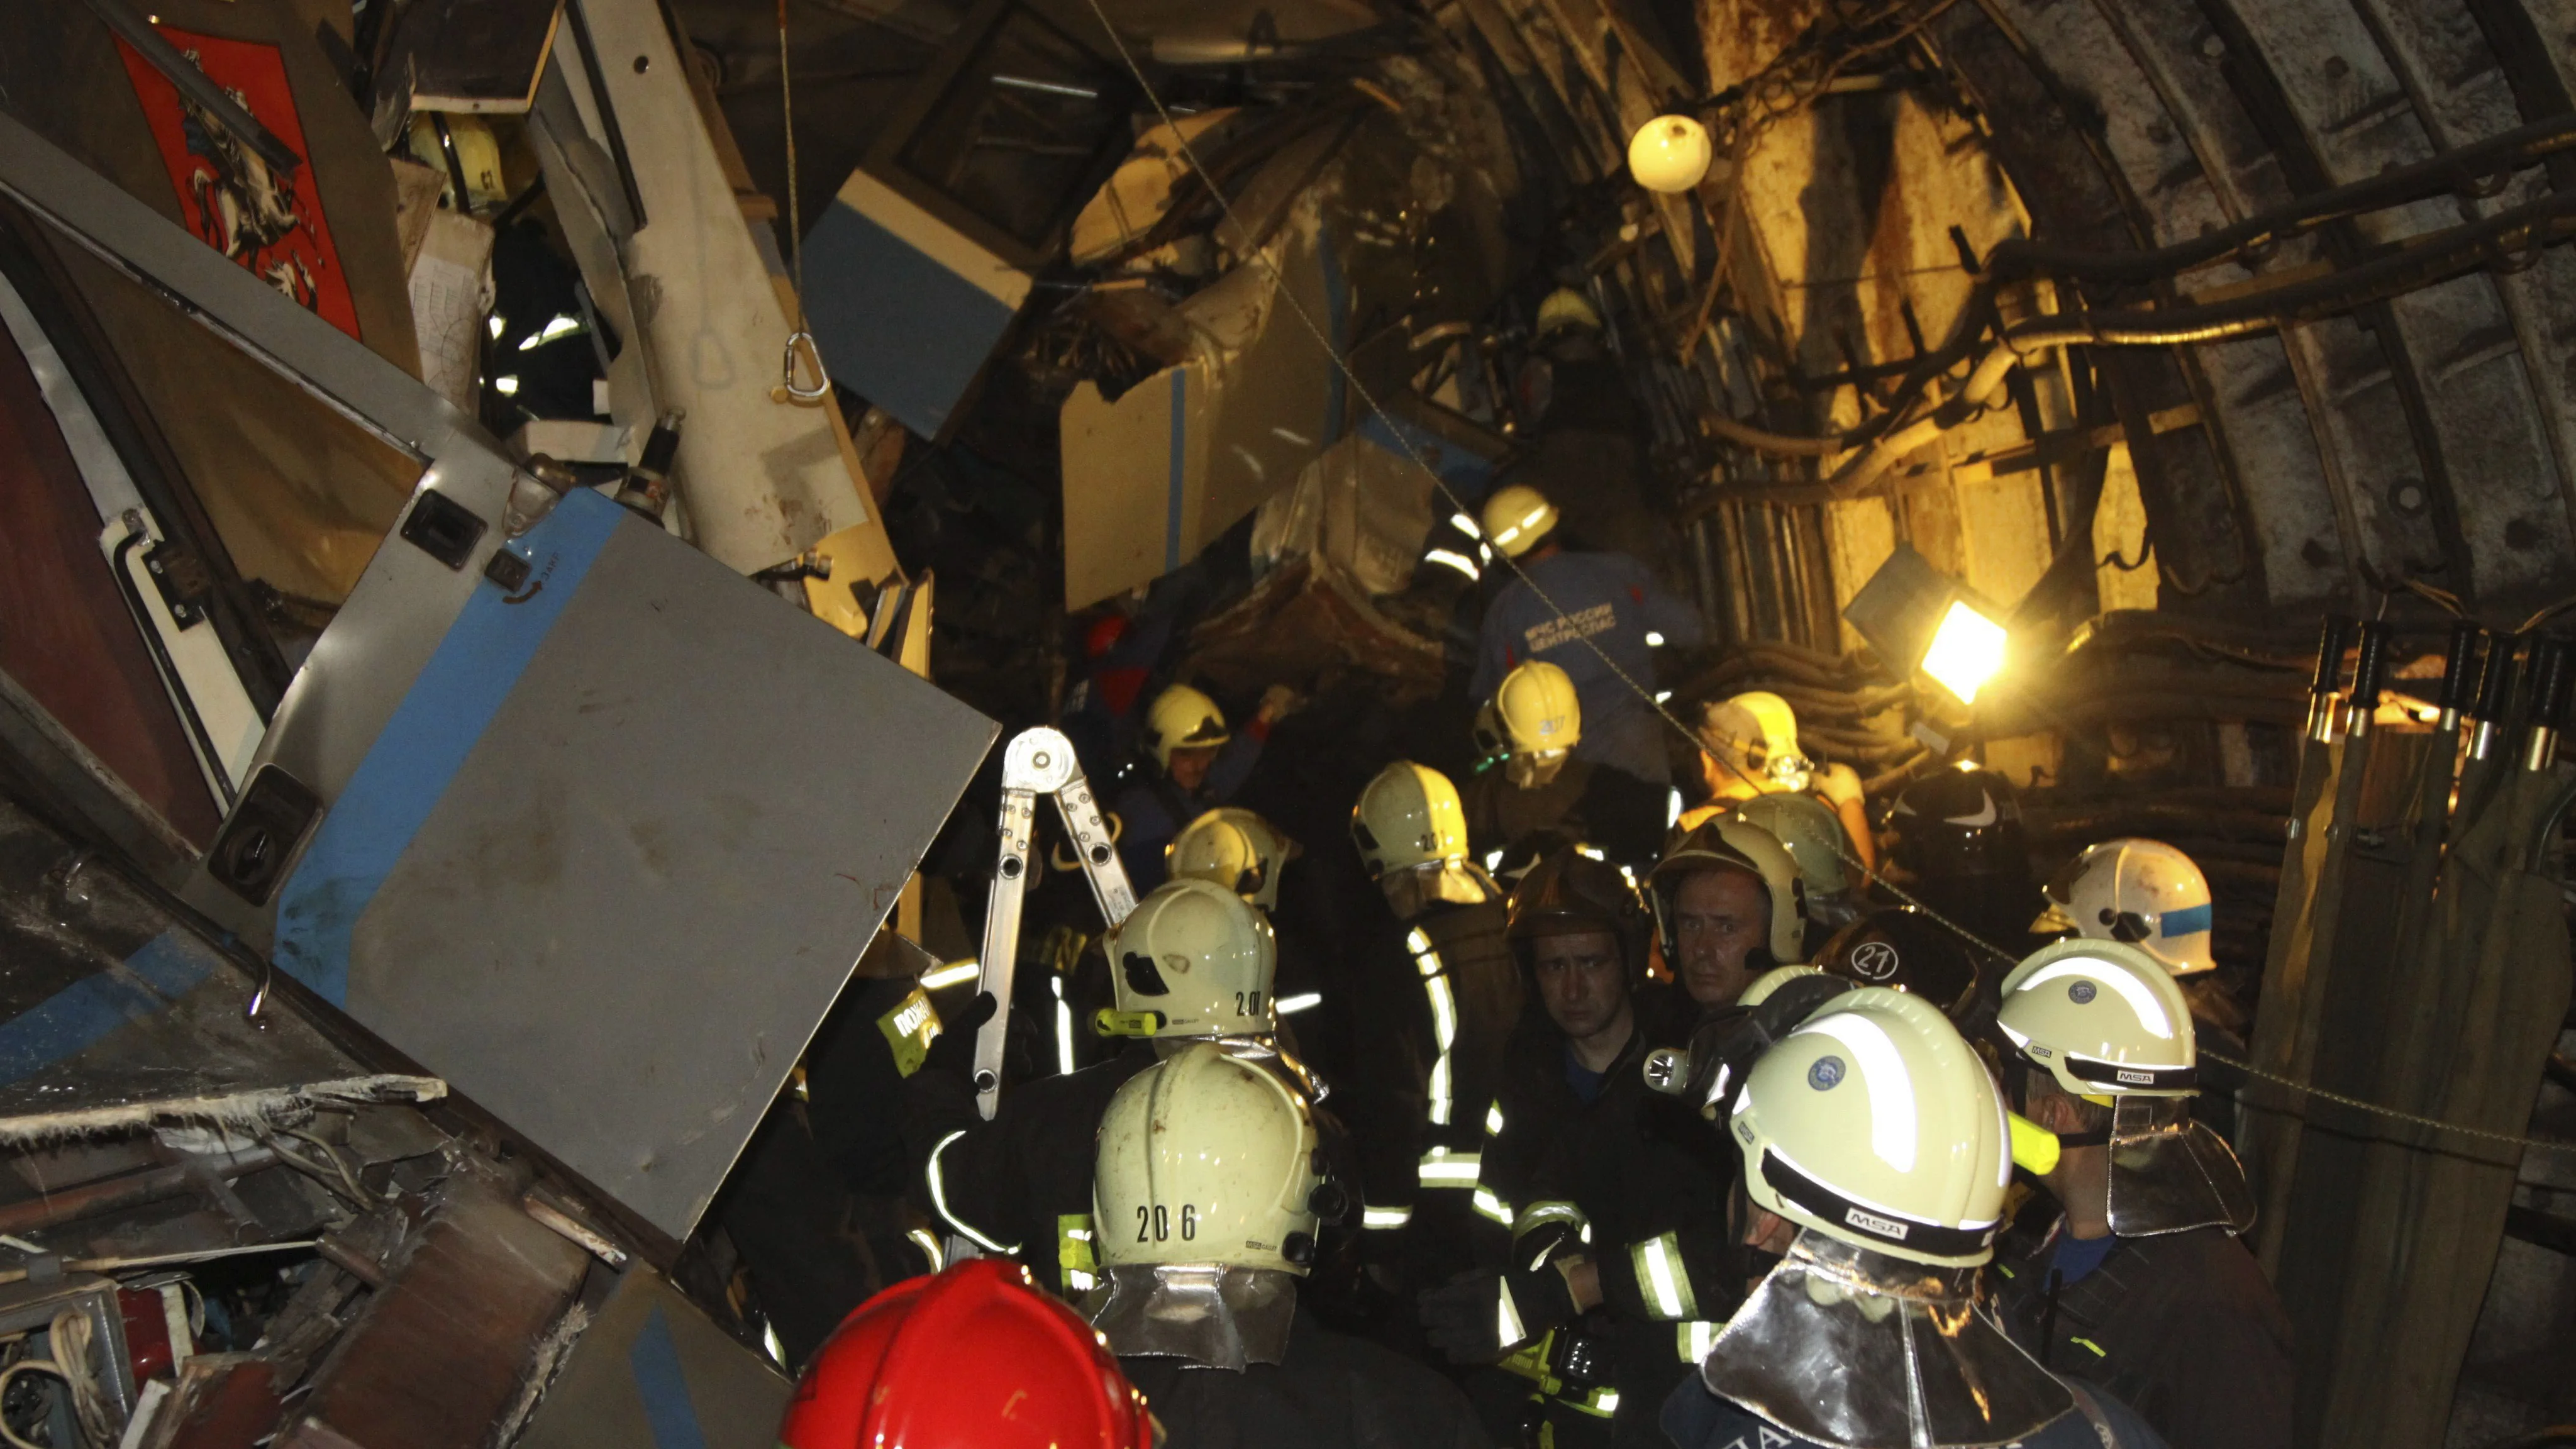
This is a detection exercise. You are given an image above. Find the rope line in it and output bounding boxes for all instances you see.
[2204,1046,2576,1156]
[1069,4,2572,1157]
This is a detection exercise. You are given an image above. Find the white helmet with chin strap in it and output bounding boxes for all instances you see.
[1100,878,1277,1040]
[2032,838,2217,977]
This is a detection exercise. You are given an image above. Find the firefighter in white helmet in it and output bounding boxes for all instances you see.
[1680,691,1873,875]
[1663,987,2168,1449]
[1464,661,1602,862]
[1471,486,1704,867]
[907,878,1319,1299]
[1985,940,2287,1449]
[1343,761,1524,1286]
[1087,1043,1490,1448]
[1113,682,1296,892]
[2033,840,2248,1130]
[1647,816,1807,1009]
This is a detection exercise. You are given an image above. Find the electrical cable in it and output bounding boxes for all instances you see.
[1069,6,2576,1158]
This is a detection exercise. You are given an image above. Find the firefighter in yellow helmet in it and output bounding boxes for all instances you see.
[1680,691,1873,875]
[1113,682,1297,891]
[1463,660,1600,862]
[1470,486,1704,867]
[1341,762,1524,1292]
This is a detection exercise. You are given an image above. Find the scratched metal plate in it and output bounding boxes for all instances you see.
[318,504,992,1238]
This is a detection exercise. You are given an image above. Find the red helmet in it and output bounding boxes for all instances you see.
[781,1259,1154,1449]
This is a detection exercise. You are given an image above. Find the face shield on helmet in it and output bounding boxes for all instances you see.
[1480,484,1559,558]
[1101,878,1278,1040]
[2032,838,2217,977]
[1145,684,1229,772]
[1169,808,1299,912]
[1997,940,2253,1236]
[1493,661,1581,789]
[1087,1042,1331,1368]
[1648,818,1806,969]
[1702,989,2072,1449]
[782,1258,1153,1449]
[1697,692,1813,794]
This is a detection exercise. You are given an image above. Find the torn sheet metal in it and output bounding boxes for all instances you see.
[514,1269,790,1449]
[1068,111,1240,267]
[1251,396,1505,595]
[535,0,880,574]
[0,797,438,1147]
[1185,555,1444,704]
[1061,199,1347,608]
[188,487,994,1240]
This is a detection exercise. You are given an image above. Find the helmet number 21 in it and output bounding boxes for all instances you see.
[1136,1203,1199,1242]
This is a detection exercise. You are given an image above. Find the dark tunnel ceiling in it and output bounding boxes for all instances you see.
[692,0,2576,626]
[1931,0,2576,619]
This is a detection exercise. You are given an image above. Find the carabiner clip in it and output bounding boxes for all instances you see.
[772,329,833,405]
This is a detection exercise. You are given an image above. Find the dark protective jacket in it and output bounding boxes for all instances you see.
[1471,549,1703,786]
[902,1042,1157,1296]
[1479,984,1746,1449]
[906,1032,1359,1299]
[1113,730,1266,893]
[1340,892,1524,1254]
[1659,1376,2171,1449]
[1990,1209,2293,1449]
[1121,1307,1493,1449]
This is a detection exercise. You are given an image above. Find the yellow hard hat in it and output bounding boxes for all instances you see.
[1494,661,1580,787]
[1169,808,1299,911]
[1350,761,1468,878]
[1479,484,1559,559]
[1144,684,1228,772]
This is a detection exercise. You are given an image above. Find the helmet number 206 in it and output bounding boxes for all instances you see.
[1136,1203,1199,1242]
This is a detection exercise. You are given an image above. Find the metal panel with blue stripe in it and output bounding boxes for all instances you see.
[191,484,996,1241]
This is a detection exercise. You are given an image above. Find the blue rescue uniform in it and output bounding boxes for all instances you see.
[1113,730,1266,892]
[1473,552,1703,788]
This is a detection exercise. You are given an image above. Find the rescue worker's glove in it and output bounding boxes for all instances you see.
[1417,1257,1579,1364]
[919,991,997,1079]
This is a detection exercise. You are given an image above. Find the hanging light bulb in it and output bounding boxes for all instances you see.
[1628,114,1713,193]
